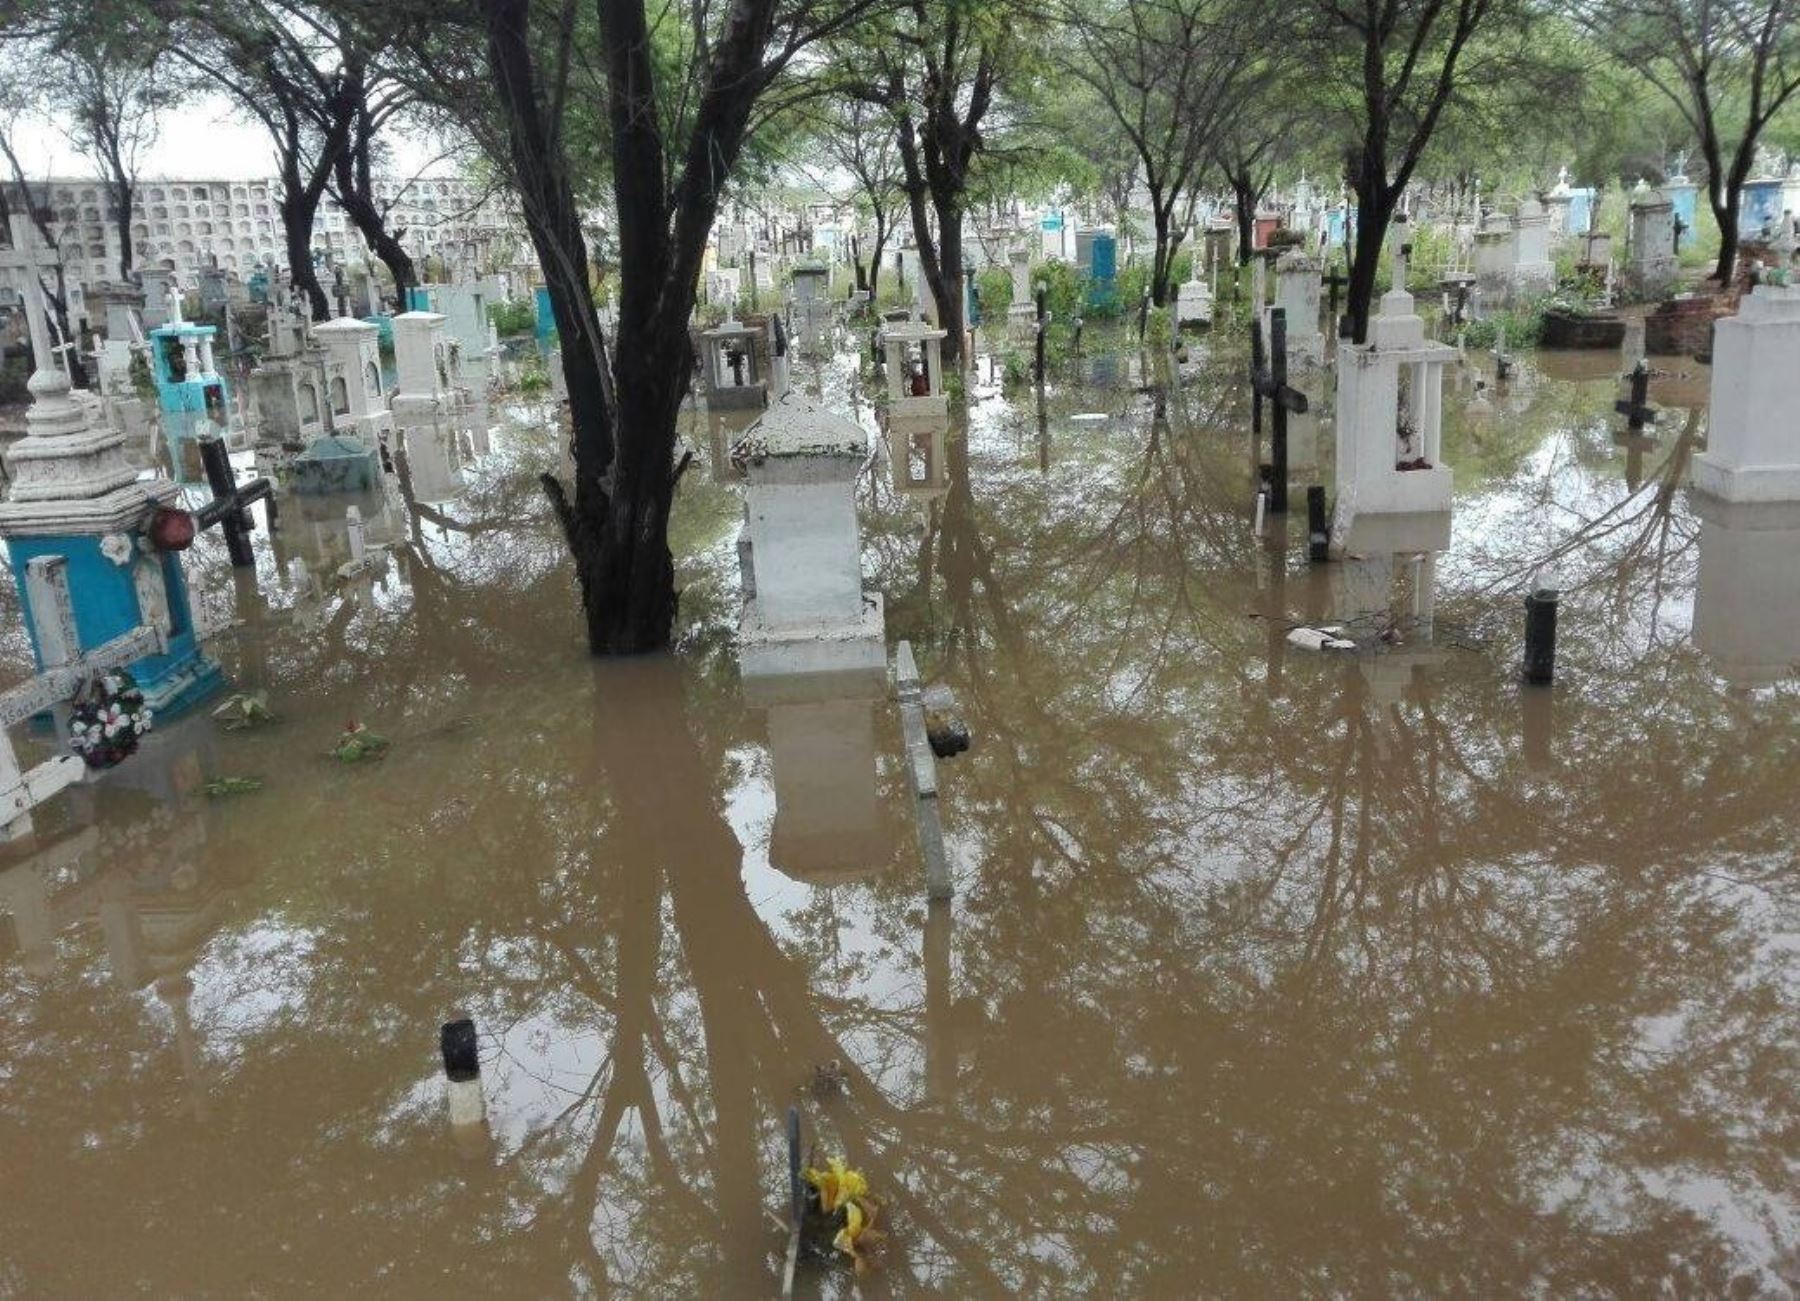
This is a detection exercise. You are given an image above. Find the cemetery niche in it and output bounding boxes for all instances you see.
[879,317,950,423]
[702,315,769,411]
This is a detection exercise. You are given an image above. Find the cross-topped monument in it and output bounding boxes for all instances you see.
[1,214,63,388]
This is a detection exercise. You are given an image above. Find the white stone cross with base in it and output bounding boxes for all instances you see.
[1,213,62,383]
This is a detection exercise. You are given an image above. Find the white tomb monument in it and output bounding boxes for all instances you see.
[880,317,950,423]
[389,311,461,437]
[735,393,884,679]
[312,316,394,445]
[1268,249,1323,366]
[1175,241,1214,330]
[1472,210,1516,302]
[1628,190,1678,298]
[1513,197,1555,293]
[1007,248,1037,340]
[1693,283,1800,501]
[1332,225,1457,539]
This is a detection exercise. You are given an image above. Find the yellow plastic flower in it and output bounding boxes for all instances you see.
[833,1197,885,1273]
[803,1157,868,1214]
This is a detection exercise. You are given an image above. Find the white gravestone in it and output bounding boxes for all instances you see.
[1628,193,1678,298]
[312,316,394,446]
[1008,248,1036,340]
[735,393,884,679]
[1332,228,1457,539]
[1693,283,1800,502]
[1268,249,1323,366]
[1513,197,1555,293]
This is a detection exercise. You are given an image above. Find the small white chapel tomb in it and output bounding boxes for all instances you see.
[312,316,394,446]
[701,315,767,411]
[1333,225,1457,539]
[735,392,884,679]
[1693,283,1800,502]
[880,316,950,423]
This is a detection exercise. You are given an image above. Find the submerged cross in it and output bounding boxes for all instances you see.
[1614,360,1657,438]
[195,435,277,569]
[1257,307,1310,514]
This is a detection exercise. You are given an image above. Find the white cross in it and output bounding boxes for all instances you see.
[1,212,62,380]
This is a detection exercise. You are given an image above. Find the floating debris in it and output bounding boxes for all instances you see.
[212,691,278,730]
[332,721,390,763]
[204,776,264,798]
[1287,625,1356,652]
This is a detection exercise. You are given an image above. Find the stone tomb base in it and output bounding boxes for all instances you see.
[739,591,885,681]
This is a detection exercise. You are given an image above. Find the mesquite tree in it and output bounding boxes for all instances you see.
[1060,0,1261,304]
[395,0,887,652]
[1294,0,1520,342]
[1575,0,1800,283]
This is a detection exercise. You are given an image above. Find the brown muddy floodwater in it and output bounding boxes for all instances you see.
[0,333,1796,1298]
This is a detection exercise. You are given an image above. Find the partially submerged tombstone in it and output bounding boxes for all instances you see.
[1332,225,1457,546]
[0,264,221,718]
[386,310,469,494]
[734,392,884,680]
[1007,248,1036,340]
[1627,186,1678,300]
[1693,282,1800,501]
[880,317,950,424]
[702,315,768,411]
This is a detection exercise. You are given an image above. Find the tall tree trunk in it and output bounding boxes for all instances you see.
[332,170,417,298]
[280,186,330,320]
[111,177,135,280]
[1346,180,1395,345]
[1231,176,1255,266]
[1151,205,1174,306]
[868,218,888,302]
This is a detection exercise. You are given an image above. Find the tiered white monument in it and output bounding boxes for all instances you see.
[880,316,950,423]
[1175,245,1213,330]
[1332,225,1457,544]
[1693,283,1800,501]
[735,393,884,679]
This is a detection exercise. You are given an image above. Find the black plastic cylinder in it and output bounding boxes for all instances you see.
[1523,591,1558,685]
[440,1018,480,1082]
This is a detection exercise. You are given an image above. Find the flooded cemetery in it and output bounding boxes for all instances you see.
[1,247,1797,1294]
[5,0,1800,1287]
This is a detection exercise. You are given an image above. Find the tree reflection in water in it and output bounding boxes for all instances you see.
[0,362,1793,1296]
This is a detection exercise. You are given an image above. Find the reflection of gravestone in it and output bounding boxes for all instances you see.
[746,667,891,886]
[1332,228,1456,541]
[1692,496,1800,686]
[1693,283,1800,502]
[887,418,949,500]
[735,392,884,679]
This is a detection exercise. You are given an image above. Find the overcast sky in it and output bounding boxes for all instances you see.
[15,91,458,182]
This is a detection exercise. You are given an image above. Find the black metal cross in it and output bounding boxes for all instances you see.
[196,435,276,569]
[1253,307,1310,514]
[1614,360,1658,438]
[1034,285,1049,384]
[1323,263,1349,322]
[1672,212,1689,257]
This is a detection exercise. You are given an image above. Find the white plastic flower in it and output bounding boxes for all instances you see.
[100,534,134,566]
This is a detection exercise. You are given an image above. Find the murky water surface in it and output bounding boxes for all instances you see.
[2,332,1796,1297]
